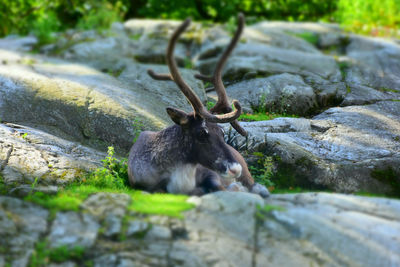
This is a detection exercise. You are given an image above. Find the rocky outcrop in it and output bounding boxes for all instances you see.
[224,100,400,195]
[0,48,205,153]
[0,122,104,192]
[1,19,400,266]
[1,192,399,266]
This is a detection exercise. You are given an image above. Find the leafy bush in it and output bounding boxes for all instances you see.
[0,0,128,39]
[29,241,85,267]
[83,146,129,189]
[335,0,400,36]
[1,0,399,40]
[76,1,127,30]
[248,152,275,188]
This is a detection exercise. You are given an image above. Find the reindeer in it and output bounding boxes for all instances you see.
[128,14,269,197]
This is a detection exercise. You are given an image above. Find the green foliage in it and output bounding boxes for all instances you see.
[248,152,275,188]
[85,146,129,189]
[183,58,194,69]
[239,112,298,122]
[132,118,144,144]
[206,101,216,110]
[378,87,400,93]
[76,1,126,30]
[31,11,60,44]
[29,241,85,267]
[255,204,285,220]
[371,167,400,196]
[137,0,336,22]
[25,146,194,218]
[0,0,128,39]
[336,0,400,37]
[1,0,398,41]
[128,192,194,218]
[290,32,319,45]
[0,174,7,195]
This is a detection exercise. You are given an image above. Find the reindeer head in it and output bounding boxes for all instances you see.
[147,14,247,180]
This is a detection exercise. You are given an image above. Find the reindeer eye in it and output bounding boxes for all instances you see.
[197,128,209,142]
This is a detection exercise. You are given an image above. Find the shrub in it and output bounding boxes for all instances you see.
[336,0,400,36]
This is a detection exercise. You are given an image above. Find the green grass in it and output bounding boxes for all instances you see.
[239,112,298,122]
[29,241,86,267]
[128,192,194,218]
[24,147,194,218]
[289,32,319,45]
[378,87,400,93]
[25,182,193,219]
[0,174,6,195]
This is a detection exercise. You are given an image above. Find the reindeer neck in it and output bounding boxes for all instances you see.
[153,124,193,164]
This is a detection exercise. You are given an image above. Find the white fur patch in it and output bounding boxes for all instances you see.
[220,162,242,179]
[167,164,197,194]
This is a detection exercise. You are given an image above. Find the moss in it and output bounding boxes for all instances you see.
[239,112,298,122]
[255,204,285,220]
[129,33,141,40]
[29,240,86,267]
[287,32,319,46]
[0,174,7,195]
[378,87,400,93]
[102,66,126,77]
[249,154,328,192]
[370,167,400,197]
[338,61,350,80]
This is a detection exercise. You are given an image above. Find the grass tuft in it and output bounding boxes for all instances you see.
[24,146,194,218]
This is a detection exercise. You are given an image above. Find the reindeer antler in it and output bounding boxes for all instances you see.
[194,13,247,136]
[148,18,242,124]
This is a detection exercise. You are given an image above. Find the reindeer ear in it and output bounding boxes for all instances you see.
[166,107,189,126]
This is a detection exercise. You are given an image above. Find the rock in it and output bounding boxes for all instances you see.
[62,36,134,73]
[0,35,38,52]
[0,196,48,267]
[0,123,104,188]
[126,220,149,237]
[226,73,318,115]
[251,21,345,49]
[2,191,400,267]
[117,63,207,114]
[246,23,321,53]
[260,193,400,266]
[224,101,400,195]
[251,183,270,198]
[196,42,341,82]
[80,193,131,238]
[48,262,77,267]
[145,225,172,240]
[0,49,206,153]
[48,211,100,249]
[340,36,400,106]
[81,193,131,219]
[226,181,249,192]
[8,185,58,197]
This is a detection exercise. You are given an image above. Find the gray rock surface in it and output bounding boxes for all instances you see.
[2,191,399,266]
[48,211,100,249]
[0,48,205,153]
[0,196,48,267]
[226,73,318,115]
[0,122,104,189]
[341,36,400,105]
[224,101,400,195]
